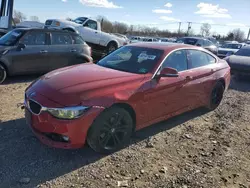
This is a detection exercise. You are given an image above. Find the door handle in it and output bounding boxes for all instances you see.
[70,49,77,52]
[185,75,193,81]
[40,50,48,53]
[211,69,215,73]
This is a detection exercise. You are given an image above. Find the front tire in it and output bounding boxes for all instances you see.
[106,42,118,54]
[207,82,225,110]
[87,106,134,153]
[0,64,7,84]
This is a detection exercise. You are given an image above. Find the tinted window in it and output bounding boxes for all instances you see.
[72,35,85,44]
[177,38,198,45]
[205,40,213,46]
[222,43,242,49]
[196,39,204,46]
[235,48,250,57]
[97,46,164,74]
[51,32,72,45]
[188,50,216,69]
[0,29,25,46]
[20,31,46,45]
[84,20,97,30]
[162,50,188,72]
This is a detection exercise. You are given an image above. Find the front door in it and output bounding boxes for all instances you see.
[145,49,191,122]
[80,20,100,45]
[10,31,49,74]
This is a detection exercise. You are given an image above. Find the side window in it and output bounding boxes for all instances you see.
[205,40,213,46]
[51,32,72,45]
[196,39,204,46]
[162,50,188,72]
[188,50,216,69]
[84,20,97,30]
[148,39,153,42]
[20,31,46,45]
[72,35,85,44]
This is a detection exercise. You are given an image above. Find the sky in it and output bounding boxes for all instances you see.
[14,0,250,37]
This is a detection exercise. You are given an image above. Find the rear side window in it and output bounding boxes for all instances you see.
[72,35,85,44]
[162,50,188,72]
[51,32,72,45]
[20,31,46,45]
[188,50,216,69]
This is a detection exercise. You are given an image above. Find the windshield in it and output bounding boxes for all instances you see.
[97,46,164,74]
[73,17,88,24]
[235,48,250,57]
[177,38,198,45]
[0,29,25,46]
[222,43,242,49]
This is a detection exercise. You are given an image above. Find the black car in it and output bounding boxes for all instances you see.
[177,37,218,55]
[224,46,250,77]
[0,28,92,84]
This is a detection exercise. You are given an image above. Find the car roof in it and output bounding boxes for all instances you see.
[127,42,198,51]
[13,28,78,35]
[179,37,205,40]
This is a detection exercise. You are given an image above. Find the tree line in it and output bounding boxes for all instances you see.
[13,10,247,42]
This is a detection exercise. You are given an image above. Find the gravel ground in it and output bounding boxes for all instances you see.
[0,75,250,188]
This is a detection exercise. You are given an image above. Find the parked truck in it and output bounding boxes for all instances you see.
[44,17,128,57]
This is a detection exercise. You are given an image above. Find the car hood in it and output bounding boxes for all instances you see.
[28,63,145,106]
[227,55,250,65]
[53,19,82,27]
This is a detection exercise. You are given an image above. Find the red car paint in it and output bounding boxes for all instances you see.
[24,43,231,149]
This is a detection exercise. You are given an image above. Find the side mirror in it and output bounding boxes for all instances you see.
[17,43,26,51]
[156,67,179,78]
[196,44,201,47]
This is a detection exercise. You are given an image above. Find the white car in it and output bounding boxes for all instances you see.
[44,17,128,56]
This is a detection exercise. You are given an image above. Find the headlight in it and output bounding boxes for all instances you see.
[47,106,90,120]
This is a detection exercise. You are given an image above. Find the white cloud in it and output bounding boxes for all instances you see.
[195,3,231,18]
[152,9,172,14]
[62,0,67,2]
[79,0,122,8]
[164,3,172,8]
[226,23,247,27]
[201,19,215,24]
[160,16,180,22]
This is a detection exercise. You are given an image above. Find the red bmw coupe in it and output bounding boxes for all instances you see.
[24,42,231,153]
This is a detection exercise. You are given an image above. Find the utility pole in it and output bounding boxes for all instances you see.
[178,22,181,34]
[187,22,192,36]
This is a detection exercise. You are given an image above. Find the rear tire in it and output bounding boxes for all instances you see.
[0,64,7,84]
[87,106,134,154]
[207,82,225,110]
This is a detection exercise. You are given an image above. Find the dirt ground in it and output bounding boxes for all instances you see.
[0,75,250,188]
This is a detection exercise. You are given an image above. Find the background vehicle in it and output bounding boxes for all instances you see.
[176,37,218,55]
[44,17,127,56]
[218,43,244,58]
[0,28,92,84]
[224,46,250,77]
[24,42,230,153]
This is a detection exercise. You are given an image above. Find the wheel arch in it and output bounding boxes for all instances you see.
[218,78,226,89]
[62,27,77,33]
[0,61,9,75]
[111,102,137,131]
[107,40,119,48]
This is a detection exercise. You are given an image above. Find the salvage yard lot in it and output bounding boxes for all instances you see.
[0,76,250,188]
